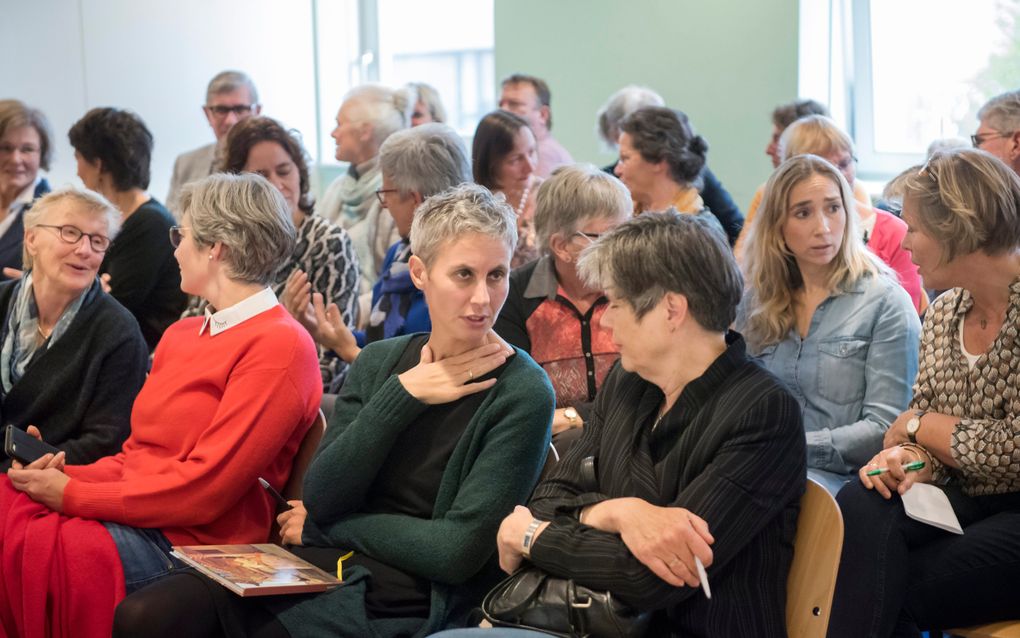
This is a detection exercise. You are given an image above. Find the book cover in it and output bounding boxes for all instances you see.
[171,544,342,597]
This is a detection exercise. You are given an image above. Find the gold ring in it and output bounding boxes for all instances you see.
[668,557,681,567]
[467,369,474,382]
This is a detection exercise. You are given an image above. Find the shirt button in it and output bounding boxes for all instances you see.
[582,321,588,326]
[585,352,592,358]
[588,371,594,376]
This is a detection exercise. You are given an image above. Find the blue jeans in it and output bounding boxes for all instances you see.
[103,522,183,594]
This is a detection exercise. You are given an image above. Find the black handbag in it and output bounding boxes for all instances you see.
[479,455,652,637]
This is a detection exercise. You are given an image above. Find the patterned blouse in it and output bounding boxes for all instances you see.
[913,279,1020,496]
[181,212,361,392]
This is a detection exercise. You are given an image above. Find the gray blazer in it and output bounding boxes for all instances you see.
[166,142,217,217]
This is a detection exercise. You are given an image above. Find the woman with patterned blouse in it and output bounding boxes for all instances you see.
[829,148,1020,636]
[181,117,360,392]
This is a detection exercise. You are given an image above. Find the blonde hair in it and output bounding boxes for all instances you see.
[741,155,889,351]
[902,148,1020,265]
[779,115,854,162]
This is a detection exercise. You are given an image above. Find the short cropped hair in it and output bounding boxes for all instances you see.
[206,70,259,104]
[534,163,631,253]
[472,110,532,190]
[68,107,153,191]
[779,114,854,161]
[23,187,122,270]
[342,84,411,148]
[379,123,471,198]
[0,99,54,171]
[406,82,447,124]
[771,98,829,130]
[178,173,296,285]
[619,107,707,187]
[221,116,314,214]
[977,90,1020,133]
[595,85,665,148]
[903,148,1020,264]
[410,183,518,268]
[502,73,553,129]
[578,211,742,331]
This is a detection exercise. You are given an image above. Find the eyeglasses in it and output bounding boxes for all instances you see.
[971,131,1014,147]
[0,143,40,156]
[168,226,190,248]
[832,155,858,172]
[375,189,398,206]
[205,104,255,117]
[36,224,111,252]
[572,231,603,244]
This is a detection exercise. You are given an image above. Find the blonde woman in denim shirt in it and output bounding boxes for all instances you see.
[738,154,920,494]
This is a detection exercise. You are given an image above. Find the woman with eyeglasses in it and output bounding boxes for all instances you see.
[69,107,187,351]
[495,164,631,440]
[0,187,146,469]
[0,173,322,634]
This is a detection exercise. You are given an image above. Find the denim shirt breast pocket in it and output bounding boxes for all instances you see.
[816,337,870,405]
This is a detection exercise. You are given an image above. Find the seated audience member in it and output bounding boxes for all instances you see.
[406,82,447,126]
[286,122,471,365]
[181,115,361,392]
[0,100,53,277]
[499,73,572,177]
[0,188,147,468]
[166,70,261,214]
[473,110,542,267]
[614,107,725,236]
[596,86,744,244]
[69,107,187,350]
[0,173,322,634]
[828,148,1020,636]
[472,212,806,637]
[734,97,831,257]
[112,184,555,638]
[318,84,408,302]
[495,164,630,439]
[778,116,925,312]
[738,155,920,494]
[973,89,1020,176]
[876,163,923,217]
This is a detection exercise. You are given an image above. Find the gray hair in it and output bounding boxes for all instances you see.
[379,123,470,197]
[410,184,517,267]
[534,163,631,254]
[178,173,295,285]
[206,70,259,104]
[977,90,1020,133]
[23,187,122,270]
[596,85,665,148]
[406,82,447,123]
[578,211,742,331]
[343,84,412,148]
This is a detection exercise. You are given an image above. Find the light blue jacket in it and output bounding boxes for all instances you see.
[740,274,921,486]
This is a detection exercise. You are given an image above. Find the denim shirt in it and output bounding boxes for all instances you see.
[741,274,921,480]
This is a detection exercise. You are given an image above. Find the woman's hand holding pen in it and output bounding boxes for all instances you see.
[861,446,933,498]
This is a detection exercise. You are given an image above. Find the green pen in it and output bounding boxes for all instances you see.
[866,460,925,476]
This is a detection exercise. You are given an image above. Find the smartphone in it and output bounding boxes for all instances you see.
[4,425,60,465]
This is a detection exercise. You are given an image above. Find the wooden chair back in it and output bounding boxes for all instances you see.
[786,478,844,638]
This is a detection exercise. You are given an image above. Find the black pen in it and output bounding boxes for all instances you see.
[258,477,294,511]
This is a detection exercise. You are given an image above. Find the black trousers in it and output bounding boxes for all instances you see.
[827,481,1020,638]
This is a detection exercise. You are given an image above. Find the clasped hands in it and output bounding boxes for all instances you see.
[6,425,69,512]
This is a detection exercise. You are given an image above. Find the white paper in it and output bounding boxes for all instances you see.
[901,482,964,534]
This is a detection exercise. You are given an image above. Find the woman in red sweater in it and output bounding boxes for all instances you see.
[0,173,322,632]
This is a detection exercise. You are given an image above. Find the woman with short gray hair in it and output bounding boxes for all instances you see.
[496,164,630,438]
[2,173,322,630]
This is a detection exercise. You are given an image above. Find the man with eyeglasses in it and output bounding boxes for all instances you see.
[166,71,261,215]
[973,89,1020,176]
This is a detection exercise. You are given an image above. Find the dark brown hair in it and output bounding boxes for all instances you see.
[620,107,707,186]
[221,116,313,214]
[471,110,532,190]
[68,107,153,191]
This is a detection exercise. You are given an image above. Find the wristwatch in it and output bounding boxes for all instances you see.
[906,410,926,444]
[563,407,581,428]
[522,518,543,559]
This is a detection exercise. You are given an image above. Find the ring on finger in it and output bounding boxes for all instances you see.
[668,556,681,568]
[467,369,474,382]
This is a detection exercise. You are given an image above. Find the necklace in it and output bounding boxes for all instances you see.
[36,323,51,340]
[652,410,666,432]
[515,176,533,218]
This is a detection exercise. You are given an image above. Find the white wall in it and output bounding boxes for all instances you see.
[1,0,324,202]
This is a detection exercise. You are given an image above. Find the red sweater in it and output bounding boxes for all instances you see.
[62,305,322,546]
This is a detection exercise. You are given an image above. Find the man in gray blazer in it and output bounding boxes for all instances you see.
[166,70,261,215]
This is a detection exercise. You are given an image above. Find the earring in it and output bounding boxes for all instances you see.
[208,254,213,260]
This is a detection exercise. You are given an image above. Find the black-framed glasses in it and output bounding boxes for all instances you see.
[168,226,190,248]
[572,231,603,244]
[971,131,1014,147]
[36,224,111,252]
[205,104,255,117]
[375,188,398,206]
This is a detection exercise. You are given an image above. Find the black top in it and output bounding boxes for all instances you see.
[0,178,50,280]
[99,198,185,350]
[529,332,806,637]
[297,334,510,619]
[0,277,148,468]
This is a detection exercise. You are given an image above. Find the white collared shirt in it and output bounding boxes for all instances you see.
[199,287,278,336]
[1,176,40,239]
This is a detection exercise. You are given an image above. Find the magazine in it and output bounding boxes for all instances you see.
[171,544,342,597]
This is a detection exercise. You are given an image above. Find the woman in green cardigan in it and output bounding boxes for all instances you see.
[113,183,555,638]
